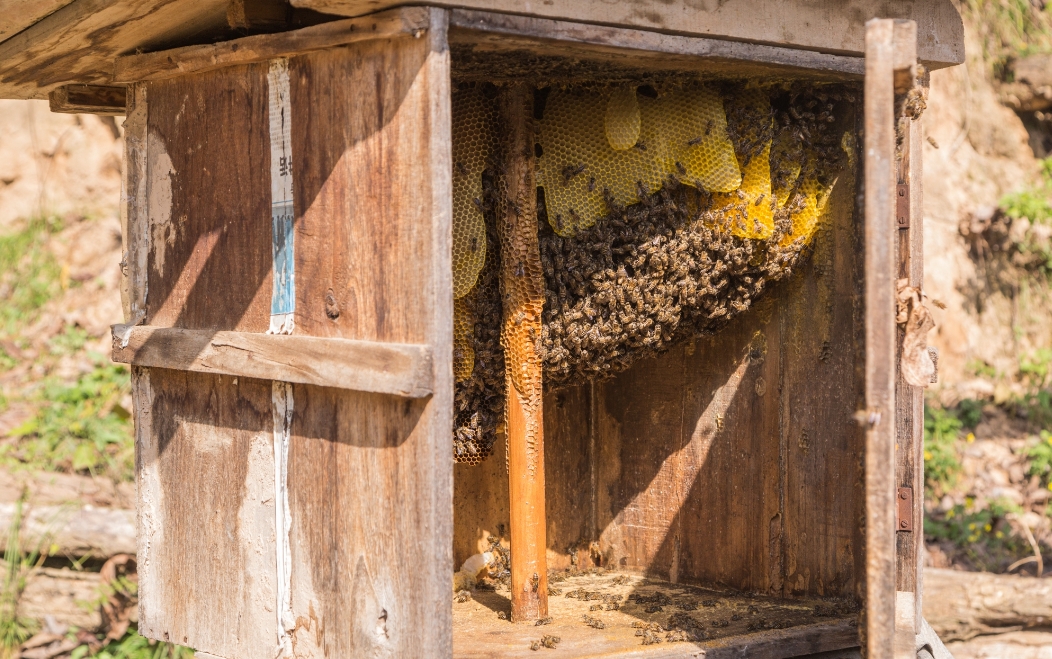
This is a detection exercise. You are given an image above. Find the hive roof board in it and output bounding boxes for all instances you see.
[0,0,962,101]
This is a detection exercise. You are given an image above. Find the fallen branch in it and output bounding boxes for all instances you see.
[924,568,1052,641]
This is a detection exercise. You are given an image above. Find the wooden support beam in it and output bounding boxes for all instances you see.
[499,84,548,622]
[48,84,126,114]
[864,17,916,659]
[113,6,429,83]
[111,325,433,397]
[226,0,290,31]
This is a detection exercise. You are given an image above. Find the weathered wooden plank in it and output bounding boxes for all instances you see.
[143,63,272,333]
[135,367,277,659]
[282,10,454,657]
[592,304,783,592]
[498,84,548,622]
[452,384,591,573]
[113,7,430,83]
[449,9,865,80]
[779,116,865,599]
[120,83,147,327]
[863,18,907,659]
[0,0,76,43]
[893,120,924,601]
[48,83,125,114]
[290,0,963,69]
[111,325,434,397]
[0,0,228,99]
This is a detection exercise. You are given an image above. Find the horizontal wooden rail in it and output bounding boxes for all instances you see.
[113,6,430,83]
[112,325,433,398]
[448,8,865,78]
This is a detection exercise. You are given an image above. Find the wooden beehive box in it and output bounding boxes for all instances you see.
[0,2,963,658]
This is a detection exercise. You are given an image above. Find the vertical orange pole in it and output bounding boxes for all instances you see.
[499,84,548,622]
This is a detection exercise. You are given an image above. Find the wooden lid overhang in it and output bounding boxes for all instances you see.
[0,0,962,101]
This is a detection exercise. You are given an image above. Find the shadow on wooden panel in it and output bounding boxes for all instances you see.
[145,63,273,335]
[290,42,434,344]
[595,301,781,592]
[142,368,276,656]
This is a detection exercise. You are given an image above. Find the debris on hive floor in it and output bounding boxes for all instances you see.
[453,571,859,658]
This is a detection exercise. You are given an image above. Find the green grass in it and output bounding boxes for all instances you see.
[0,361,133,481]
[924,404,964,498]
[0,218,63,339]
[0,498,44,658]
[963,0,1052,79]
[924,497,1029,570]
[72,629,193,659]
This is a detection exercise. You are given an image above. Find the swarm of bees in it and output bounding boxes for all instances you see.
[451,81,854,463]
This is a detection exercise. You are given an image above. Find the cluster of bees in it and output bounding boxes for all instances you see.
[451,81,854,463]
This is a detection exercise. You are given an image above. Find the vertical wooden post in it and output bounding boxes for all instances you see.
[499,84,548,622]
[865,17,917,659]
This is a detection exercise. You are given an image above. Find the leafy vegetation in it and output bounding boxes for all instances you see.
[0,498,45,659]
[1027,430,1052,488]
[962,0,1052,79]
[71,631,193,659]
[924,498,1028,570]
[924,404,965,497]
[0,361,133,481]
[0,218,63,339]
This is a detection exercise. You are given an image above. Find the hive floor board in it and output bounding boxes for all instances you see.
[453,572,859,658]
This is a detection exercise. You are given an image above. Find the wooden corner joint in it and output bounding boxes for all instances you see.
[49,85,127,115]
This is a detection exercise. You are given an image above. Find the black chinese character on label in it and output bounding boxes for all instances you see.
[279,155,292,177]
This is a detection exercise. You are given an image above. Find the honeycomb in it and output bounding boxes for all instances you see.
[709,87,775,239]
[605,87,641,150]
[451,81,855,460]
[649,88,741,193]
[451,87,496,298]
[536,86,739,237]
[498,90,546,472]
[454,297,475,382]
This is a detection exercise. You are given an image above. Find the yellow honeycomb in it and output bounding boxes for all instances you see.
[537,90,664,236]
[782,172,836,246]
[605,87,641,150]
[712,141,774,239]
[451,87,495,298]
[650,88,741,193]
[771,128,804,208]
[454,296,475,382]
[538,86,740,236]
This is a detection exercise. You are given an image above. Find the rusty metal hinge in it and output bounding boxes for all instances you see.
[896,184,910,229]
[896,487,914,532]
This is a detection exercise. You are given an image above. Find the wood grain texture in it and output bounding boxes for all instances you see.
[288,0,963,69]
[863,18,902,659]
[448,9,864,81]
[893,119,924,611]
[0,0,75,43]
[135,367,278,659]
[452,384,591,572]
[144,63,272,333]
[48,83,125,114]
[499,84,548,622]
[112,325,434,397]
[779,132,865,599]
[0,0,228,99]
[282,11,454,657]
[114,7,430,83]
[120,83,148,326]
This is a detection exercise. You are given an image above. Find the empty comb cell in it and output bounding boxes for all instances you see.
[451,87,495,298]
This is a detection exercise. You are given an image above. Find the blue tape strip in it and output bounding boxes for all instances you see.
[271,200,295,316]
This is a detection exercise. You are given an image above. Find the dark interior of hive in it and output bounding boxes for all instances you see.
[450,76,857,466]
